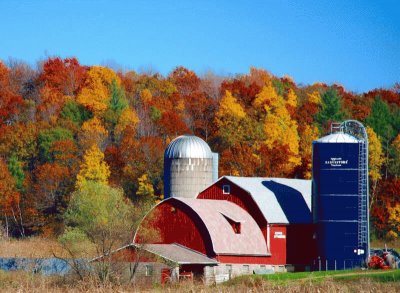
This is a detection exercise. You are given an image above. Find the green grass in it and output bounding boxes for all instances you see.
[227,269,400,287]
[334,270,400,283]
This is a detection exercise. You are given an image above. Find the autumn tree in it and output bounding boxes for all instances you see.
[79,117,109,150]
[389,134,400,177]
[77,66,120,115]
[215,90,247,148]
[0,159,23,237]
[367,127,385,208]
[255,82,301,175]
[38,57,86,96]
[0,62,25,126]
[38,127,74,162]
[76,144,110,189]
[33,163,72,234]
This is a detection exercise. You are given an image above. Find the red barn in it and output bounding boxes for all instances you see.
[131,175,316,282]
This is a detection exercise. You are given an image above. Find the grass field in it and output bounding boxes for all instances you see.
[0,269,399,292]
[1,237,399,292]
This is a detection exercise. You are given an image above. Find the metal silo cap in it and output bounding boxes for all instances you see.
[164,135,213,159]
[315,132,359,143]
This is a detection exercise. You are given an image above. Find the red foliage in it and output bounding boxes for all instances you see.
[0,62,25,125]
[39,57,86,96]
[159,111,190,136]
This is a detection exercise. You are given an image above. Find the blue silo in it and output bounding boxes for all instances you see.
[312,120,369,270]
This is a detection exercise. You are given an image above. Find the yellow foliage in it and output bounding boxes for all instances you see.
[80,117,108,149]
[300,125,320,178]
[231,169,240,176]
[367,127,384,182]
[386,230,398,240]
[307,91,321,105]
[176,99,185,112]
[215,90,247,147]
[115,108,140,136]
[77,66,120,115]
[136,174,154,198]
[286,88,298,108]
[388,204,400,232]
[253,82,279,108]
[217,90,246,119]
[140,89,152,104]
[257,84,301,174]
[76,144,110,189]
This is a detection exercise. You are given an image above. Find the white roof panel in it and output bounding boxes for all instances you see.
[223,176,312,224]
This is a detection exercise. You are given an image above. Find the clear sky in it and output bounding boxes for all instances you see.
[1,0,399,93]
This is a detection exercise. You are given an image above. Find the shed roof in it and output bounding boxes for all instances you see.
[222,176,312,224]
[173,197,270,256]
[131,243,218,265]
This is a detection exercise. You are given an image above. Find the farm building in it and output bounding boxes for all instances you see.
[117,121,369,284]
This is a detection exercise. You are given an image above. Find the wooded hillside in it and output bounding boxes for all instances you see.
[0,57,399,240]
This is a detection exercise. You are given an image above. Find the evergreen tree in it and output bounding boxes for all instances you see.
[7,154,25,191]
[315,88,345,127]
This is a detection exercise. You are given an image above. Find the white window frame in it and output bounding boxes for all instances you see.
[222,184,230,194]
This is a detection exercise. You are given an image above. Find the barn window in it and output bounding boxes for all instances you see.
[222,214,241,234]
[145,264,153,276]
[222,185,230,194]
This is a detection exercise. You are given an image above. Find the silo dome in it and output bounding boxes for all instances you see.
[164,135,216,199]
[316,132,359,143]
[165,135,213,159]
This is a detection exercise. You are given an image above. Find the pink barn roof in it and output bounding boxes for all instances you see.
[173,197,270,256]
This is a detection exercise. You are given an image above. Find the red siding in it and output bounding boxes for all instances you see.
[135,200,213,256]
[269,225,287,264]
[216,255,272,264]
[286,224,316,265]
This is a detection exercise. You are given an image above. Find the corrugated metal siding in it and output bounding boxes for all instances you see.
[313,141,366,269]
[164,157,213,199]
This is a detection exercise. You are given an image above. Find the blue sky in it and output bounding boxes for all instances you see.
[0,0,399,93]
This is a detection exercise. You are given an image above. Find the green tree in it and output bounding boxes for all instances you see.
[315,88,345,127]
[60,181,135,281]
[38,127,74,162]
[7,154,25,191]
[60,100,92,126]
[366,97,395,141]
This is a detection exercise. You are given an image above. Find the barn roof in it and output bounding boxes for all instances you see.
[222,176,312,224]
[132,243,218,265]
[173,197,270,256]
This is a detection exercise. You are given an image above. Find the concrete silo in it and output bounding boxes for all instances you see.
[164,135,217,199]
[312,120,369,270]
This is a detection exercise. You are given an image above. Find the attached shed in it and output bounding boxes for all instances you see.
[198,176,316,268]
